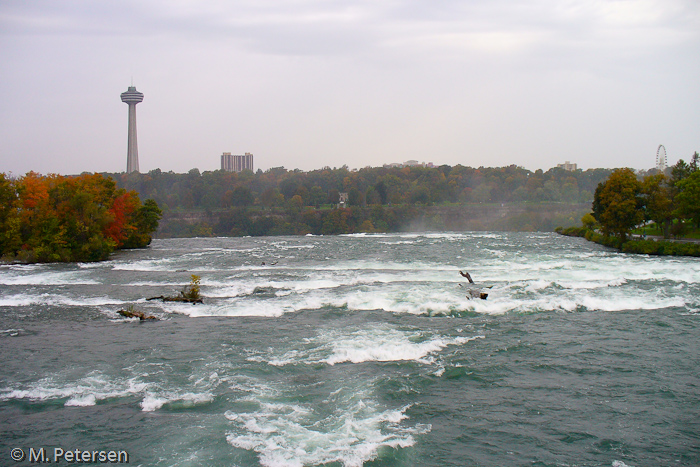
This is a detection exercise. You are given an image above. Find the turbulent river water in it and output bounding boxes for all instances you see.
[1,232,698,467]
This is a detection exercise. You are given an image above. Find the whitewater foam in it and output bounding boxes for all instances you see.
[260,325,483,366]
[0,270,100,286]
[64,394,97,407]
[0,368,216,413]
[0,293,125,308]
[225,381,429,467]
[0,372,149,407]
[140,392,213,412]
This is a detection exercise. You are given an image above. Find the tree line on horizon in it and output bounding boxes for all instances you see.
[103,163,616,236]
[2,156,696,259]
[106,161,700,238]
[0,172,161,262]
[3,156,695,262]
[107,163,614,211]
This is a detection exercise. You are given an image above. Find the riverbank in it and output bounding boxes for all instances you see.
[555,226,700,257]
[157,203,591,237]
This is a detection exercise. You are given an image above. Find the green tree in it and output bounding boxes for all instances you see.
[374,180,388,204]
[670,155,698,186]
[365,186,381,205]
[321,209,350,234]
[260,188,283,209]
[675,171,700,228]
[348,187,364,206]
[592,168,644,240]
[641,173,673,238]
[0,174,21,255]
[581,213,597,230]
[409,185,430,205]
[231,186,254,207]
[471,184,491,203]
[123,199,162,248]
[309,186,326,208]
[287,194,303,213]
[327,189,340,205]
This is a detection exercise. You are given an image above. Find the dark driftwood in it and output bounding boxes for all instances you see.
[146,295,203,304]
[117,309,158,321]
[459,271,474,284]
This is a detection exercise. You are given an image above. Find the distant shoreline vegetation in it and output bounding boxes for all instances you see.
[155,203,592,237]
[3,155,697,261]
[0,172,161,263]
[107,164,610,209]
[104,164,614,237]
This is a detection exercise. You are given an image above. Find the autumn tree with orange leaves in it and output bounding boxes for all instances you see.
[0,172,161,262]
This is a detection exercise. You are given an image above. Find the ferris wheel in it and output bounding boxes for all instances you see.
[656,144,667,171]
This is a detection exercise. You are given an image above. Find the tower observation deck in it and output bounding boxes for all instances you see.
[121,86,144,173]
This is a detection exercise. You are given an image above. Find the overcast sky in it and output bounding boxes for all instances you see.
[1,0,698,175]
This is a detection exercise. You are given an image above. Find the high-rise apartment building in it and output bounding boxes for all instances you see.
[556,161,577,171]
[221,152,254,172]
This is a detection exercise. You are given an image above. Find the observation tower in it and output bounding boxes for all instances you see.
[121,85,144,173]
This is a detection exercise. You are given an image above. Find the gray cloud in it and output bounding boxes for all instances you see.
[1,0,698,175]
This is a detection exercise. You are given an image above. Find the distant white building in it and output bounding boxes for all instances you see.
[382,160,434,168]
[556,161,577,171]
[221,152,254,172]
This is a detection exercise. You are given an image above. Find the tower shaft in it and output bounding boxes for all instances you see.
[126,103,139,173]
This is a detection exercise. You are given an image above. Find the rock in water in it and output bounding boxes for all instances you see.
[117,309,159,321]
